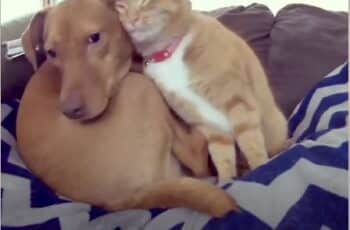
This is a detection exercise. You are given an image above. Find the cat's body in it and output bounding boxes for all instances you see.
[114,0,288,181]
[145,33,233,135]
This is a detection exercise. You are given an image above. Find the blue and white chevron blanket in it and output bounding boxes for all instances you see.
[1,63,348,230]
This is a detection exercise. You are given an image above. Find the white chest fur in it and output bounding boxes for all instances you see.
[144,34,233,134]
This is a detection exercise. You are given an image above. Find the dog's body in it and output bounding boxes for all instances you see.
[16,0,237,217]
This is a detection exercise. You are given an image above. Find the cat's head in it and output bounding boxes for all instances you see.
[114,0,192,42]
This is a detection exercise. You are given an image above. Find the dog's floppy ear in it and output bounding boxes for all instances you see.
[21,9,48,70]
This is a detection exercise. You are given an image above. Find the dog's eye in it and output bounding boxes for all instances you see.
[88,33,101,44]
[46,49,57,58]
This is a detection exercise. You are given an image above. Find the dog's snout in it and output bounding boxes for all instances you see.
[63,106,85,119]
[61,94,86,120]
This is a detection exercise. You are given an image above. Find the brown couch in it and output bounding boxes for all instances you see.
[1,3,348,117]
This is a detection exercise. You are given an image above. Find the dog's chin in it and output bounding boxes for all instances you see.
[79,101,110,124]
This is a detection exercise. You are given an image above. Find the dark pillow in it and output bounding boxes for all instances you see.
[1,48,34,101]
[269,4,348,116]
[212,4,274,72]
[211,4,348,117]
[1,14,34,100]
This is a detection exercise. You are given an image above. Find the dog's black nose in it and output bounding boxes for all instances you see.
[61,95,86,119]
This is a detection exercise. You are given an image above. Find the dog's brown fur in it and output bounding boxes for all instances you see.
[17,0,238,217]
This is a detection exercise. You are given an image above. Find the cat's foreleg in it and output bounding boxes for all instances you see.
[197,126,237,183]
[227,102,269,170]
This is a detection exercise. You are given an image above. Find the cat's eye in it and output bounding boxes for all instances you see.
[88,33,101,44]
[46,49,57,58]
[140,0,150,7]
[115,1,127,14]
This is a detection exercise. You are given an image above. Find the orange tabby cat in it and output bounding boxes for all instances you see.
[113,0,288,182]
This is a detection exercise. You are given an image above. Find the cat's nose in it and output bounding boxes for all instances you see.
[125,22,136,32]
[130,15,139,22]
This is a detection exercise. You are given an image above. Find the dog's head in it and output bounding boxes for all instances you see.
[22,0,133,121]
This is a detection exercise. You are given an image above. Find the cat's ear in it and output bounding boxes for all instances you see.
[100,0,127,13]
[187,0,192,9]
[183,0,192,10]
[114,0,128,14]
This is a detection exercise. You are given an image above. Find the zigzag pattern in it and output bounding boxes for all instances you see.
[1,63,348,230]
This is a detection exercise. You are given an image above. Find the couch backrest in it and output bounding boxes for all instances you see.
[213,4,348,116]
[1,14,34,100]
[1,5,348,117]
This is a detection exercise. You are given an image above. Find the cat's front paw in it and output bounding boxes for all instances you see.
[208,143,237,183]
[247,155,269,170]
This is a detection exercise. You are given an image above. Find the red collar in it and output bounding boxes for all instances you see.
[144,38,182,65]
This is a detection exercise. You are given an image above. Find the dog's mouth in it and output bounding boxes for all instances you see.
[61,95,111,123]
[79,98,111,123]
[60,63,130,123]
[80,106,108,124]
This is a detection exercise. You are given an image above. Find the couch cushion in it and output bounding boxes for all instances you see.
[212,4,274,73]
[269,4,348,116]
[2,4,348,113]
[2,63,348,229]
[1,49,33,100]
[211,4,348,117]
[1,14,34,100]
